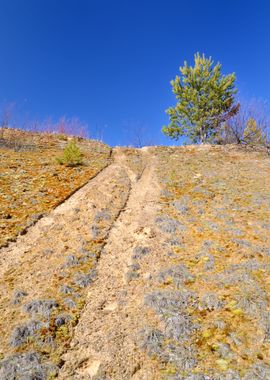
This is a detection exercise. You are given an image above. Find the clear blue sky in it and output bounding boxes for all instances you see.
[0,0,269,146]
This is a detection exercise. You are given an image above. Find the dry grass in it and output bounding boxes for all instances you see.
[151,144,270,376]
[0,128,111,247]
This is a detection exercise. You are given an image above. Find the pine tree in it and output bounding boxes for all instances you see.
[243,118,266,145]
[162,53,239,143]
[56,139,83,166]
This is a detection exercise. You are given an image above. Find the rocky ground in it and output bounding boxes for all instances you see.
[0,132,270,379]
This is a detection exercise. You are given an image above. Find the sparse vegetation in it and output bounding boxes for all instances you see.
[0,130,270,379]
[151,145,270,376]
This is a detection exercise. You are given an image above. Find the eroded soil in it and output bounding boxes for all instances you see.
[0,142,270,380]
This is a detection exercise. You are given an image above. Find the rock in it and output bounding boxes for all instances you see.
[143,272,152,280]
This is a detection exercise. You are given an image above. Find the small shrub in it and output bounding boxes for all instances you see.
[23,299,58,318]
[243,118,267,145]
[10,320,47,347]
[56,140,83,167]
[0,352,58,380]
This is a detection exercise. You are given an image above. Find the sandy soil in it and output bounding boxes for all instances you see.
[59,147,162,379]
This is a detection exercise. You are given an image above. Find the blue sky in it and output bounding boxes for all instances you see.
[0,0,269,146]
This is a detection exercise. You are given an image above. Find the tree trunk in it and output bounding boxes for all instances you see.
[200,127,206,144]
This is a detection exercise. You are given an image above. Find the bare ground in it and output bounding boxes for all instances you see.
[58,147,162,379]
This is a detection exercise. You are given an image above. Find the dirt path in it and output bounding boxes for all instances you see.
[0,147,163,380]
[58,148,161,379]
[0,153,129,279]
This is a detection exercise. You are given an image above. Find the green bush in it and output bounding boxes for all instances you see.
[56,140,83,167]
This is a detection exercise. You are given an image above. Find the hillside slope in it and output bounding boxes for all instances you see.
[0,138,270,379]
[0,128,112,248]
